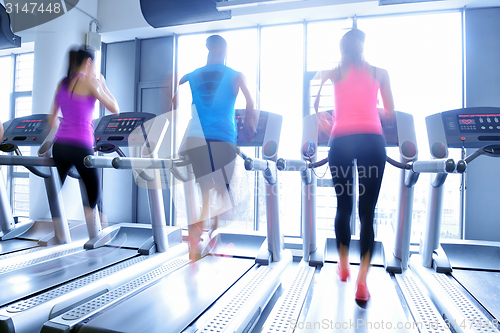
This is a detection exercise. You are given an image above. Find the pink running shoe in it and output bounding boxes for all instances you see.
[337,263,350,282]
[355,283,371,302]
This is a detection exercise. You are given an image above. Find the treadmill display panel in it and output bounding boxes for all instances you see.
[12,119,45,134]
[456,114,500,133]
[236,110,269,146]
[104,117,145,134]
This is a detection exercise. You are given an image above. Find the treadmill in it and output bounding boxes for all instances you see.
[0,112,187,333]
[0,114,89,262]
[42,110,293,333]
[411,107,500,333]
[259,110,457,332]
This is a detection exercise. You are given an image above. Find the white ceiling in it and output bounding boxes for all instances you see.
[96,0,500,43]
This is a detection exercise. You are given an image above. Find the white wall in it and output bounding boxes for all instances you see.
[464,7,500,241]
[97,0,148,33]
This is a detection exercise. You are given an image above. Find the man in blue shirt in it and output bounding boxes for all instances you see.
[174,35,257,260]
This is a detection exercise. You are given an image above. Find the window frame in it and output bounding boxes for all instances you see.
[6,52,35,217]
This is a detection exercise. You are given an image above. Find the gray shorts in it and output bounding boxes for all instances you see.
[184,137,237,192]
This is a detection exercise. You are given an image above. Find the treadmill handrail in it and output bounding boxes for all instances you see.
[410,159,456,174]
[24,165,51,178]
[112,157,174,170]
[244,157,277,185]
[244,157,270,172]
[276,155,455,173]
[276,158,308,171]
[110,156,190,182]
[454,144,500,174]
[84,155,117,169]
[463,144,500,164]
[0,155,55,167]
[0,155,54,178]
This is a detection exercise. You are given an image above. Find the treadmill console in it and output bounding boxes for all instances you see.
[235,109,282,160]
[427,107,500,154]
[1,114,51,150]
[179,110,282,161]
[103,117,147,135]
[94,112,157,150]
[453,113,500,133]
[236,109,268,146]
[303,109,416,161]
[316,109,398,147]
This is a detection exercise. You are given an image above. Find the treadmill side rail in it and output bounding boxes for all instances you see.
[260,262,315,333]
[5,244,189,333]
[195,250,293,333]
[395,269,453,333]
[410,255,490,333]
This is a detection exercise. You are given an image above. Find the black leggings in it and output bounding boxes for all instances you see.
[52,142,100,209]
[328,134,386,258]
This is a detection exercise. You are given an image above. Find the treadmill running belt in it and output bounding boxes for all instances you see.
[78,256,254,333]
[301,265,413,332]
[0,239,39,256]
[0,247,137,306]
[452,269,500,321]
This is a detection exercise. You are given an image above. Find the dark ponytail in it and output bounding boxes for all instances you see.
[340,29,365,67]
[65,47,95,85]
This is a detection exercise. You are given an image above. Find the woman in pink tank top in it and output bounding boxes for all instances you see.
[48,47,119,239]
[314,29,395,302]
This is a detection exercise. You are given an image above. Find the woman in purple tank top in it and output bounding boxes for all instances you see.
[48,47,119,239]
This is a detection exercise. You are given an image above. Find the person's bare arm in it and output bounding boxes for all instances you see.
[313,70,335,134]
[236,74,257,134]
[167,74,189,123]
[314,70,335,113]
[99,75,115,101]
[0,122,4,140]
[378,68,395,121]
[48,99,59,130]
[90,75,120,114]
[48,82,63,130]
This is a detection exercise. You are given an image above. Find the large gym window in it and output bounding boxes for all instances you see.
[173,11,463,240]
[0,52,35,218]
[175,26,304,235]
